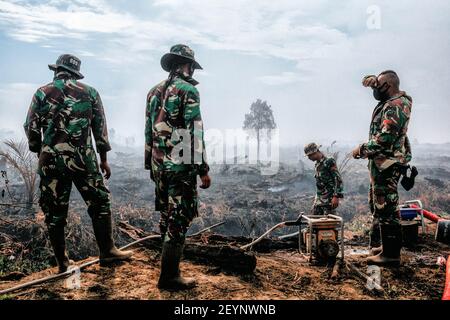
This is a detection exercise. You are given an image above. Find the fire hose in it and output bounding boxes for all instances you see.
[0,221,225,296]
[407,204,450,299]
[240,214,303,250]
[409,204,440,223]
[408,203,450,244]
[443,256,450,300]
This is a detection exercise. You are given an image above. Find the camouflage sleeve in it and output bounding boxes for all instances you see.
[184,87,209,176]
[23,89,44,153]
[327,158,344,198]
[90,88,112,154]
[144,92,155,170]
[362,102,405,156]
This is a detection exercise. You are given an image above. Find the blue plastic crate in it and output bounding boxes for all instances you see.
[400,208,418,220]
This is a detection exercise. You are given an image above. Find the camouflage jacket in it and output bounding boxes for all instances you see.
[314,156,344,206]
[24,71,111,175]
[361,91,412,170]
[145,71,209,176]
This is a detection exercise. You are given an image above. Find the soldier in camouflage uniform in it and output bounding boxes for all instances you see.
[145,44,210,290]
[24,54,132,273]
[352,70,412,267]
[304,143,344,215]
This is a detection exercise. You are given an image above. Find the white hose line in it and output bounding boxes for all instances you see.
[278,231,300,240]
[0,221,225,296]
[240,222,286,250]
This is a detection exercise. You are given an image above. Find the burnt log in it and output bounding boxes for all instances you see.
[117,222,257,273]
[117,221,299,253]
[183,242,256,274]
[190,234,299,253]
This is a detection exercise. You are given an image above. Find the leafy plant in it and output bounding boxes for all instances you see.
[326,141,354,177]
[0,139,38,209]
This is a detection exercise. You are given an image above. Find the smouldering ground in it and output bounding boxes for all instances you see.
[1,231,448,300]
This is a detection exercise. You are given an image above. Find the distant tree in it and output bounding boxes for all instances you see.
[0,139,38,209]
[243,99,276,163]
[109,128,116,141]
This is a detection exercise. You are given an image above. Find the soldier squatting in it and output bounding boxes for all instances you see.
[23,45,412,291]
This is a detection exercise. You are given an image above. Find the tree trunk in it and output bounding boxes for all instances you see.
[256,129,260,165]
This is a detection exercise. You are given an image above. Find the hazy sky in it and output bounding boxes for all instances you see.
[0,0,449,148]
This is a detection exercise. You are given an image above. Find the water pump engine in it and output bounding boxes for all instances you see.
[299,214,344,264]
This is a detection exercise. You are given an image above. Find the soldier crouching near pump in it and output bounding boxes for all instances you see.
[352,70,413,267]
[145,45,211,291]
[24,54,132,273]
[304,143,344,215]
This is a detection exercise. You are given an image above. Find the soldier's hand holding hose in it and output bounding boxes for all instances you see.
[199,174,211,189]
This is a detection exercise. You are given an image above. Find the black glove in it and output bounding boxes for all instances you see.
[401,165,418,191]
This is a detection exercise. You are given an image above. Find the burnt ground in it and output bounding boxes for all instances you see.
[1,227,448,300]
[1,152,450,300]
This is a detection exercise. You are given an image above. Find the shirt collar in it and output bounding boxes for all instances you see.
[174,70,199,86]
[54,70,76,81]
[386,91,407,102]
[316,155,326,165]
[376,91,410,107]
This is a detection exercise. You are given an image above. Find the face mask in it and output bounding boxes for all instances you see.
[373,82,391,101]
[189,63,195,77]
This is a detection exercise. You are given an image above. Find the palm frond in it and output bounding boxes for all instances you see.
[0,139,38,207]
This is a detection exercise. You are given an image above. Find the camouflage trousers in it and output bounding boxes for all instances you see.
[153,169,199,244]
[312,203,336,215]
[39,170,111,227]
[368,160,401,247]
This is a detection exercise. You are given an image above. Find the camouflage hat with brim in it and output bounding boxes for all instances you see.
[304,142,322,156]
[161,44,203,72]
[48,54,84,79]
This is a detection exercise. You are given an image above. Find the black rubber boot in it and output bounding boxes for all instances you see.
[157,240,196,291]
[367,224,402,267]
[369,216,381,248]
[47,224,71,273]
[91,214,133,265]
